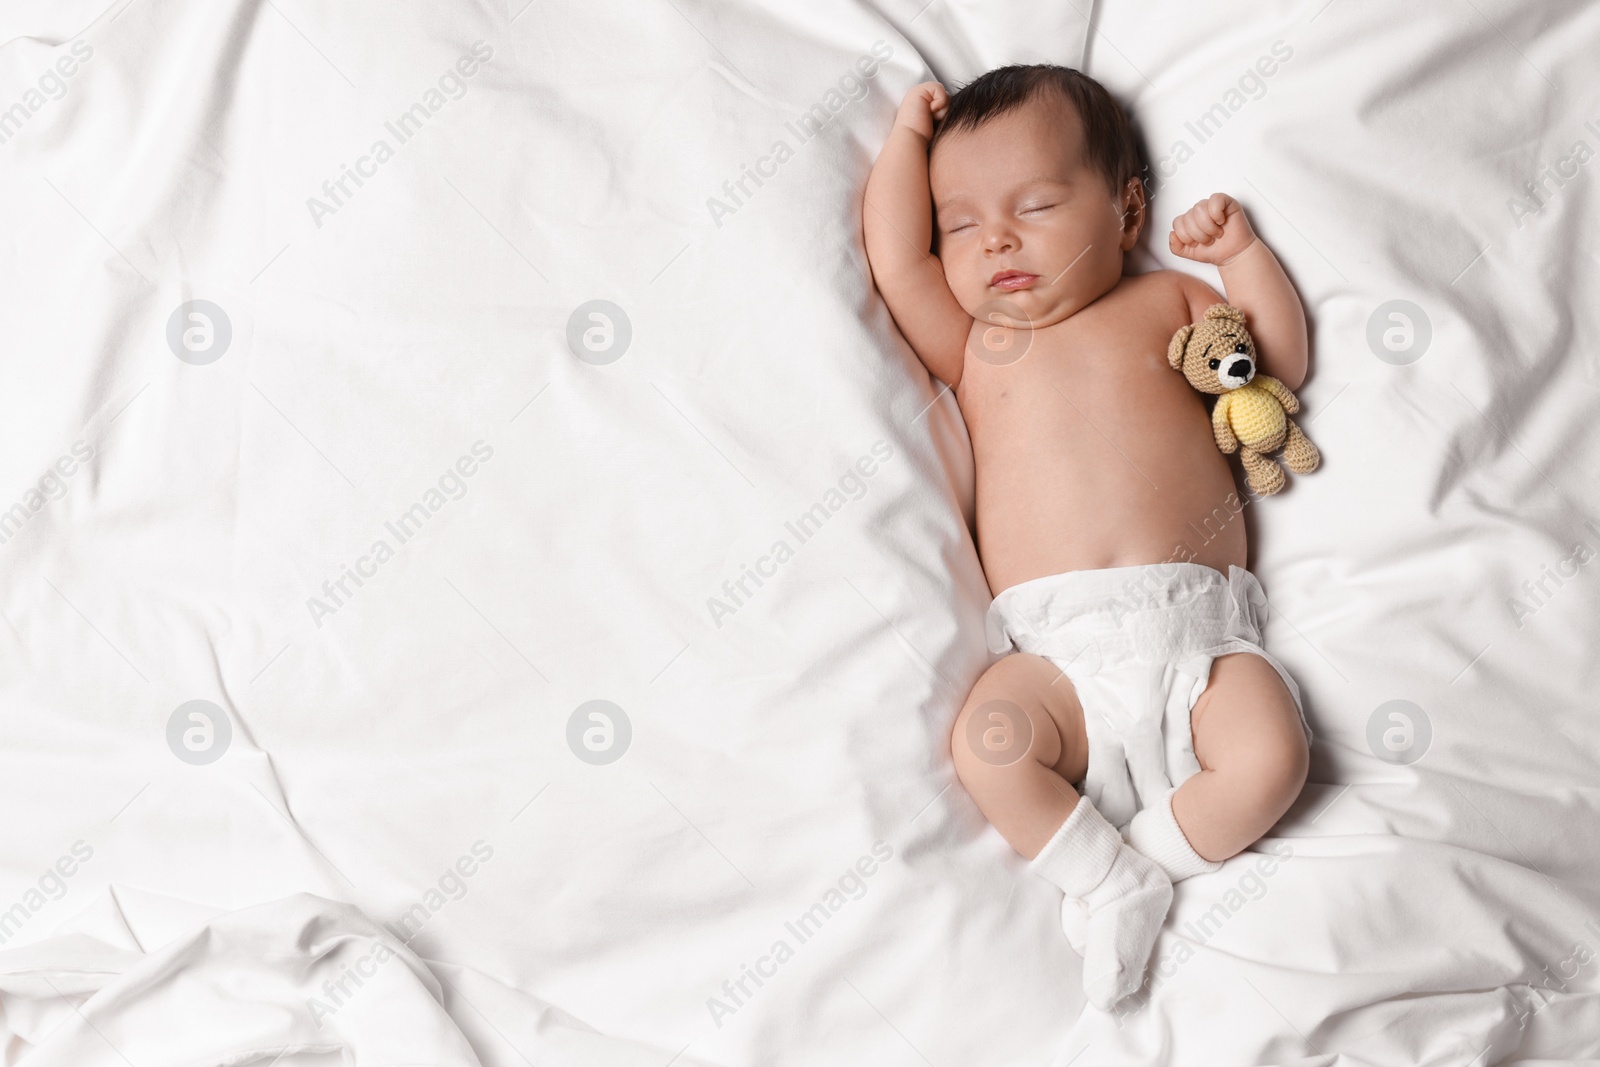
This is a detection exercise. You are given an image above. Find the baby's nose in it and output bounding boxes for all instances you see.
[983,229,1016,251]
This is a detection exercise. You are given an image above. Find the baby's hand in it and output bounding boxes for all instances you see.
[895,81,949,141]
[1169,194,1258,265]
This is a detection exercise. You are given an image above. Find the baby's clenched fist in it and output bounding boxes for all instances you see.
[895,81,949,141]
[1169,193,1258,266]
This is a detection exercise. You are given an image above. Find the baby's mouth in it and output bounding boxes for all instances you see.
[989,270,1039,291]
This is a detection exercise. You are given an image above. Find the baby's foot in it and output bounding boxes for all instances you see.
[1076,845,1171,1010]
[1029,798,1173,1011]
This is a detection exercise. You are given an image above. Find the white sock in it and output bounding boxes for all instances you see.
[1126,787,1222,882]
[1028,797,1173,1011]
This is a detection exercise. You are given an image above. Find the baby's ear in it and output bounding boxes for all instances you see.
[1167,325,1194,370]
[1120,178,1148,247]
[1204,303,1246,324]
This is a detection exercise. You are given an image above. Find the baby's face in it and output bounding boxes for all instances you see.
[930,96,1141,331]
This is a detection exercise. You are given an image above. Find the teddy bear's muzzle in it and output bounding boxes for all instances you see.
[1221,357,1255,388]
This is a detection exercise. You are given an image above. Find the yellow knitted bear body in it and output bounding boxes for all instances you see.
[1214,379,1288,453]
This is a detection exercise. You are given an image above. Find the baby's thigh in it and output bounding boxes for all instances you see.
[1189,652,1308,789]
[952,652,1088,783]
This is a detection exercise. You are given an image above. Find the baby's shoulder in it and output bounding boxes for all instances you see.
[1093,269,1216,329]
[1162,269,1229,323]
[1132,268,1222,311]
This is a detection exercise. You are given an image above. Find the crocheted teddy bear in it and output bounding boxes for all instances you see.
[1168,304,1319,496]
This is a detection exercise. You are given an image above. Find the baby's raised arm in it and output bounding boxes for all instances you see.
[1170,194,1309,391]
[863,83,973,389]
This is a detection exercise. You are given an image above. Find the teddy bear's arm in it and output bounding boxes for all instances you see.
[1255,375,1300,415]
[1212,395,1240,453]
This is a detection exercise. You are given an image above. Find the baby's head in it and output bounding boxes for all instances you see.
[929,64,1144,330]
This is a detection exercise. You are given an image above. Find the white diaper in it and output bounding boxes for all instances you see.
[985,562,1311,831]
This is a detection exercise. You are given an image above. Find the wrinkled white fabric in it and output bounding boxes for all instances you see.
[0,2,1091,1065]
[0,893,479,1067]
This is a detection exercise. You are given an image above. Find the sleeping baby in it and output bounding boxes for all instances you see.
[863,65,1312,1010]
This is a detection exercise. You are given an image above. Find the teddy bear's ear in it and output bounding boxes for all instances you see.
[1204,303,1246,324]
[1167,325,1194,370]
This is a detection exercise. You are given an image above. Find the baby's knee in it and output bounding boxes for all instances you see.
[1199,720,1307,814]
[949,656,1063,779]
[1269,730,1309,801]
[951,695,1029,783]
[1238,726,1309,813]
[1196,656,1309,802]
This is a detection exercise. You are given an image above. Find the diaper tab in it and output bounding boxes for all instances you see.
[985,604,1017,656]
[1222,565,1270,646]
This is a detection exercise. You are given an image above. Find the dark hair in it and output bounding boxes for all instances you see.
[932,64,1141,197]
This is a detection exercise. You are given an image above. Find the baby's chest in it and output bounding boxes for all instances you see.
[960,333,1200,438]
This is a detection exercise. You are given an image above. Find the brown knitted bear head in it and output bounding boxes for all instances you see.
[1168,304,1257,396]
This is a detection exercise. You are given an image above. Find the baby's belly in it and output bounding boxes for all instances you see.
[968,396,1249,596]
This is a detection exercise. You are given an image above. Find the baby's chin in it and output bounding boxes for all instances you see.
[957,288,1076,331]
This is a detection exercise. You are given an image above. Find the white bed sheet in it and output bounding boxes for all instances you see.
[1,0,1597,1064]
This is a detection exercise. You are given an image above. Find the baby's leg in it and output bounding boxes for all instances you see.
[951,654,1171,1010]
[1174,652,1310,862]
[950,652,1087,858]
